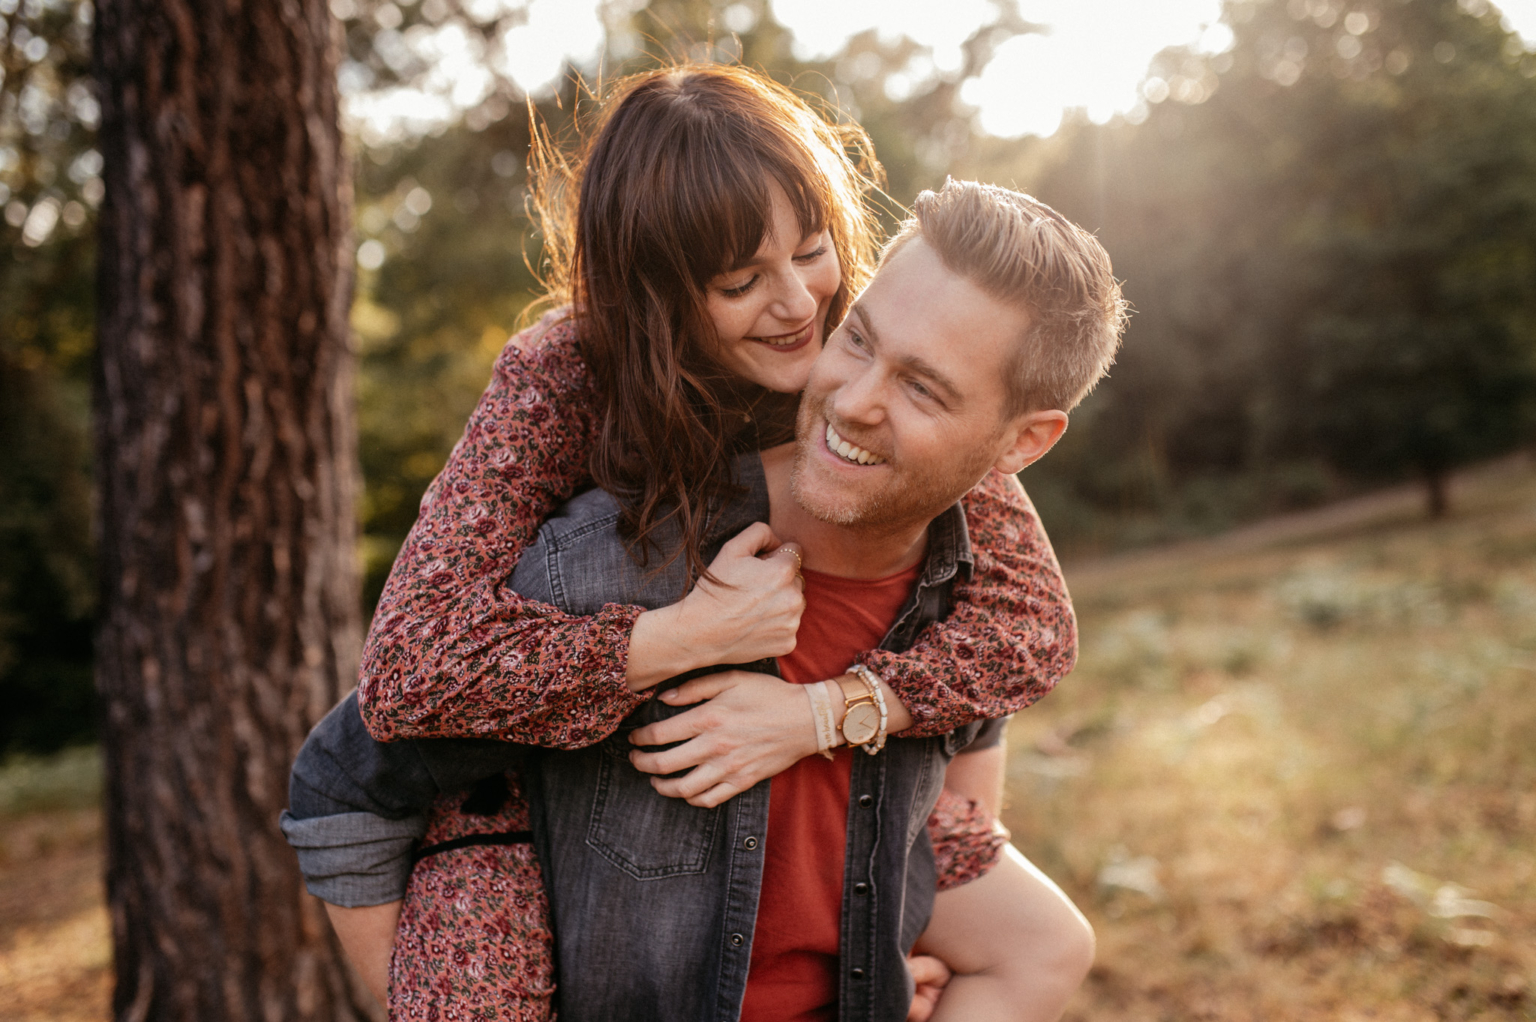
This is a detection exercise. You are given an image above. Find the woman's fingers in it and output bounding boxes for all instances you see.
[683,781,742,809]
[720,520,780,558]
[646,764,743,808]
[647,762,721,799]
[628,735,710,776]
[657,671,739,708]
[767,540,803,570]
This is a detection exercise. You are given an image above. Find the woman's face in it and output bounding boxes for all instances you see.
[704,184,842,394]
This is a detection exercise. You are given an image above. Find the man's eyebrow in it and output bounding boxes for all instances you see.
[851,303,962,405]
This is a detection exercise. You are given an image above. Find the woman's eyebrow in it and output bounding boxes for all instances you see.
[724,228,822,273]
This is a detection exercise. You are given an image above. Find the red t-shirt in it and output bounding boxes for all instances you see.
[738,561,922,1022]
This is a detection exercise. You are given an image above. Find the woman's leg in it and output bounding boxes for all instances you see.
[914,844,1094,1022]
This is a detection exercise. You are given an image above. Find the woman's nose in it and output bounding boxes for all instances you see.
[769,268,817,324]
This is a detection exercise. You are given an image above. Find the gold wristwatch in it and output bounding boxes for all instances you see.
[838,679,881,748]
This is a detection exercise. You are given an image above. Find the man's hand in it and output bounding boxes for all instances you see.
[628,670,819,807]
[905,954,953,1021]
[626,523,805,690]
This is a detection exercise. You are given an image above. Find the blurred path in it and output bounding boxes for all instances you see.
[1060,453,1534,590]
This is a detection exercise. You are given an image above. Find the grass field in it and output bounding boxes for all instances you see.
[1017,457,1536,1021]
[3,458,1533,1020]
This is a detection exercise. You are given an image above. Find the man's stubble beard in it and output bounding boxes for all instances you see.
[790,397,1005,532]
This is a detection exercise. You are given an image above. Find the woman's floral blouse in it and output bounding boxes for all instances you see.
[355,309,1078,745]
[389,772,554,1021]
[929,787,1009,892]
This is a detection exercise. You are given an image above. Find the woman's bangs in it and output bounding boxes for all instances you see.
[667,139,774,286]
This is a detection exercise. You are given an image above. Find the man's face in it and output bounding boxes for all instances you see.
[791,238,1033,530]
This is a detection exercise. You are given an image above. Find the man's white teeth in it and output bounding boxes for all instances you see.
[825,424,885,465]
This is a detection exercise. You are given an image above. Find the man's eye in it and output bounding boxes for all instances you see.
[908,379,934,400]
[720,275,759,298]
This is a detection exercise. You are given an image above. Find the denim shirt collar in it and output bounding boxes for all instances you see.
[710,452,975,592]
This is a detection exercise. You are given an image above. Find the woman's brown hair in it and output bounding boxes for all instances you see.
[530,64,884,586]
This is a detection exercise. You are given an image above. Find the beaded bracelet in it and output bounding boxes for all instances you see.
[847,663,889,755]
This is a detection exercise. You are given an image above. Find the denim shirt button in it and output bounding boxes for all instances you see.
[730,933,745,947]
[743,836,758,850]
[853,882,869,895]
[858,794,873,808]
[851,967,866,980]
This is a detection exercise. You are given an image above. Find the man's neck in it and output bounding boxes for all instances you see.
[760,444,930,579]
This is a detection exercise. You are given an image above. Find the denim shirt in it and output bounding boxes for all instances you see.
[282,454,982,1022]
[512,455,981,1022]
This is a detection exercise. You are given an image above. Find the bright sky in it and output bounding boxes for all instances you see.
[349,0,1536,142]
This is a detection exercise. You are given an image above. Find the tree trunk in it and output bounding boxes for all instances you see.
[93,1,371,1018]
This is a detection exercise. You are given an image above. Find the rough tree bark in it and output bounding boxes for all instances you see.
[93,1,372,1018]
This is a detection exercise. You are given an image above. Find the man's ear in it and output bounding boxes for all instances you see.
[993,410,1068,476]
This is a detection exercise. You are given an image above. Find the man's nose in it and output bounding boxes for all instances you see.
[829,365,886,425]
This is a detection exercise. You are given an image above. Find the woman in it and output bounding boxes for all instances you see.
[344,64,1090,1019]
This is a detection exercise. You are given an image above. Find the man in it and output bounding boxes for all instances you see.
[284,179,1125,1020]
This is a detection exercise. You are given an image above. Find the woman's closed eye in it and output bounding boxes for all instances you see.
[719,275,760,299]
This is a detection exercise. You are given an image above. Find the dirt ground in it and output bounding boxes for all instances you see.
[4,457,1534,1019]
[0,807,111,1021]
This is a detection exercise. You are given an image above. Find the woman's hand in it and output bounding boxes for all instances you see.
[625,522,805,690]
[627,670,819,806]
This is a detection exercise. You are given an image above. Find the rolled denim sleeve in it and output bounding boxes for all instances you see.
[282,690,527,906]
[279,809,427,906]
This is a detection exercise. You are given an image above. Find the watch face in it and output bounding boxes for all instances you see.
[842,703,880,746]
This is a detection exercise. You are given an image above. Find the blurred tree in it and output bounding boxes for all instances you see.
[1025,0,1536,531]
[1262,0,1536,515]
[93,0,370,1017]
[0,0,100,753]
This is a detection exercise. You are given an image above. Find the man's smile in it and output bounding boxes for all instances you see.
[824,422,886,465]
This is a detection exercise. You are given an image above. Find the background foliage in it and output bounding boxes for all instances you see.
[4,0,1536,754]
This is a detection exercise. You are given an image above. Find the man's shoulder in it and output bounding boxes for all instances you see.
[508,485,669,611]
[510,454,771,614]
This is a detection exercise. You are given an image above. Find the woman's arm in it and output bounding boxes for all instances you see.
[357,310,649,745]
[356,311,805,747]
[859,469,1077,738]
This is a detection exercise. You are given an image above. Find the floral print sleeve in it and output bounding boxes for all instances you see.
[356,309,648,746]
[859,470,1078,739]
[358,314,1076,746]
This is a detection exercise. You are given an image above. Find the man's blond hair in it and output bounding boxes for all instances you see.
[887,179,1127,415]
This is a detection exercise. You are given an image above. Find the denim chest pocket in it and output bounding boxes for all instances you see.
[585,701,723,880]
